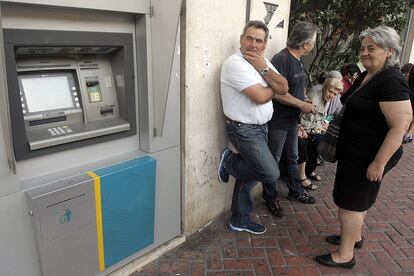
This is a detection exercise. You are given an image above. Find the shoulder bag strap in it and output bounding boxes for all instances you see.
[343,67,386,106]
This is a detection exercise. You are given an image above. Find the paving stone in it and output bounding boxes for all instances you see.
[131,144,414,275]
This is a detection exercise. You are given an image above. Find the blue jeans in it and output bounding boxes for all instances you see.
[224,121,279,226]
[263,127,306,199]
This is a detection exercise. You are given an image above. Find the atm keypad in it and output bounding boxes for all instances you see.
[47,125,73,136]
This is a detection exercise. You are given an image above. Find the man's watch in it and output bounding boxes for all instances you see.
[260,66,270,76]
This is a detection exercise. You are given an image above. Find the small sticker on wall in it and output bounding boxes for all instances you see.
[202,48,211,74]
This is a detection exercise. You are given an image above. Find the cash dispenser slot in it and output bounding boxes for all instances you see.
[99,106,114,116]
[3,29,137,160]
[29,115,67,126]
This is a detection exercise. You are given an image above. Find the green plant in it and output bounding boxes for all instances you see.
[290,0,411,83]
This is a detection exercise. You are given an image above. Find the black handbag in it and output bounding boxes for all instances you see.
[317,107,346,163]
[317,69,383,163]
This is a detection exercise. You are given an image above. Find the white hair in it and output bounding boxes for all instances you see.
[359,26,402,67]
[326,70,342,80]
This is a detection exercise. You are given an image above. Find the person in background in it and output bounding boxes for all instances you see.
[298,76,344,189]
[314,26,412,269]
[401,63,413,80]
[308,71,327,95]
[218,21,288,234]
[262,21,319,215]
[340,63,361,94]
[403,64,414,143]
[324,71,343,115]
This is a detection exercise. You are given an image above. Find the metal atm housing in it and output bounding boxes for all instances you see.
[0,2,181,276]
[4,29,136,160]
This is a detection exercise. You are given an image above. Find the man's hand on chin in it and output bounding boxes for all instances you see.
[244,50,266,72]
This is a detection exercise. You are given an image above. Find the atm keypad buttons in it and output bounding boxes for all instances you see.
[90,93,101,102]
[76,102,80,107]
[47,126,73,136]
[72,86,77,91]
[74,97,79,102]
[73,92,78,96]
[48,128,57,136]
[52,128,61,135]
[62,126,73,133]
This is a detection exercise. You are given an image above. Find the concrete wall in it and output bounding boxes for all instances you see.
[182,0,291,234]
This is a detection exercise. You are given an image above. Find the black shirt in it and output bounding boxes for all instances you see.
[338,67,410,162]
[268,48,306,130]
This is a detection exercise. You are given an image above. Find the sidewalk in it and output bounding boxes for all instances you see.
[133,143,414,276]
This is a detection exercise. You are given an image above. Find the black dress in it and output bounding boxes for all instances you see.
[333,67,410,211]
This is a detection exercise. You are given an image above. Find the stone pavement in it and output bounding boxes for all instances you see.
[132,143,414,276]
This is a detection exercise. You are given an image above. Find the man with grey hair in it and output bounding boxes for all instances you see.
[262,21,319,214]
[218,21,288,234]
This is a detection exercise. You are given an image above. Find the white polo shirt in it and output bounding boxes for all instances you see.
[220,49,278,125]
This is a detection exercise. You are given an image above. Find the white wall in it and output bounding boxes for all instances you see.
[182,0,290,234]
[402,9,414,63]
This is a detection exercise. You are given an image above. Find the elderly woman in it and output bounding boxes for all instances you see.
[298,76,343,189]
[314,26,412,268]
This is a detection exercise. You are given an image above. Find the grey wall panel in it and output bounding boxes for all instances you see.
[151,145,181,242]
[0,117,18,196]
[0,5,19,196]
[150,0,181,137]
[0,0,150,14]
[136,14,150,152]
[149,24,180,152]
[1,4,136,33]
[0,192,42,276]
[138,3,181,154]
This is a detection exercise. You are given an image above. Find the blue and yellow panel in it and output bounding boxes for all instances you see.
[88,156,156,271]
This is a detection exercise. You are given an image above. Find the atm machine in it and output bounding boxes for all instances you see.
[0,1,181,276]
[5,29,136,160]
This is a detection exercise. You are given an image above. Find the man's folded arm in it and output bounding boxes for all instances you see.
[243,84,275,104]
[262,70,288,95]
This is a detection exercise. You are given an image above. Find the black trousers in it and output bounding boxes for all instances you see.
[297,135,318,177]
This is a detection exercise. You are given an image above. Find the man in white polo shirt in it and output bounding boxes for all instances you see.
[218,21,288,234]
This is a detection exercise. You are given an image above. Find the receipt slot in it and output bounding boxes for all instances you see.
[4,29,136,160]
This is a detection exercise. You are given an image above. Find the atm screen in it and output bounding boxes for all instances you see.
[21,75,74,113]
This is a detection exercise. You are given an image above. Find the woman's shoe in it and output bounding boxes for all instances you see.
[314,253,355,269]
[301,178,318,190]
[309,172,321,181]
[325,235,364,249]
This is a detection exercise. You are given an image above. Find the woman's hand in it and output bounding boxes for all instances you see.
[298,125,308,139]
[322,122,329,130]
[366,160,385,182]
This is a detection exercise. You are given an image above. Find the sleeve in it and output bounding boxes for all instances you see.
[221,57,261,92]
[271,53,288,78]
[266,60,280,75]
[378,69,410,102]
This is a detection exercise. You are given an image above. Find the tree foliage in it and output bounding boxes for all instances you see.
[290,0,412,83]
